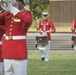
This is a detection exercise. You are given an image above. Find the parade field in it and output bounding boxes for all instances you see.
[28,51,76,75]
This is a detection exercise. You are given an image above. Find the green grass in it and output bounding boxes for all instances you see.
[28,51,76,75]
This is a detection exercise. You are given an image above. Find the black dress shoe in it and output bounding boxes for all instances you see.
[71,44,74,48]
[41,57,45,61]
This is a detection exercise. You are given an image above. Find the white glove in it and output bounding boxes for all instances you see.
[7,2,20,16]
[2,0,9,3]
[10,6,20,16]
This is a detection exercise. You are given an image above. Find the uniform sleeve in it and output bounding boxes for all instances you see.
[36,21,41,30]
[15,10,32,29]
[0,11,7,26]
[0,13,5,25]
[0,26,5,41]
[50,21,56,33]
[0,25,5,30]
[71,28,75,32]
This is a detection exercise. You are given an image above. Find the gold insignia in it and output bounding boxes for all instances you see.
[14,18,21,22]
[8,36,12,40]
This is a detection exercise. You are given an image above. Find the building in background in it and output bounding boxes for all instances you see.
[49,0,76,32]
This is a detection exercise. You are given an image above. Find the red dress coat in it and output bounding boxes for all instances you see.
[37,19,56,40]
[0,11,32,59]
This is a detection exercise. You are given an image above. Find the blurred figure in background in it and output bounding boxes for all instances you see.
[71,20,76,52]
[36,12,56,61]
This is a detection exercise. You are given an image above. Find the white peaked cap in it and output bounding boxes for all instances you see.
[42,12,48,16]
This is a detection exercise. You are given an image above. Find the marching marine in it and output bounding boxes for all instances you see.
[36,12,56,61]
[71,20,76,51]
[0,0,32,75]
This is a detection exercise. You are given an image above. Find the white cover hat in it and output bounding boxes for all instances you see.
[42,12,48,16]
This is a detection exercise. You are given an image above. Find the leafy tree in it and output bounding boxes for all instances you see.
[29,0,49,19]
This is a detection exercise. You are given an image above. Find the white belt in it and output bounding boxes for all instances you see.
[46,30,50,32]
[41,30,50,32]
[0,41,2,45]
[5,36,26,40]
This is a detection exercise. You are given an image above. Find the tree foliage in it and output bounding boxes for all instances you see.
[29,0,49,19]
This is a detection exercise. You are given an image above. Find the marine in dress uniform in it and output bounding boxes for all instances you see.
[36,12,56,61]
[0,25,5,75]
[71,20,76,51]
[0,0,32,75]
